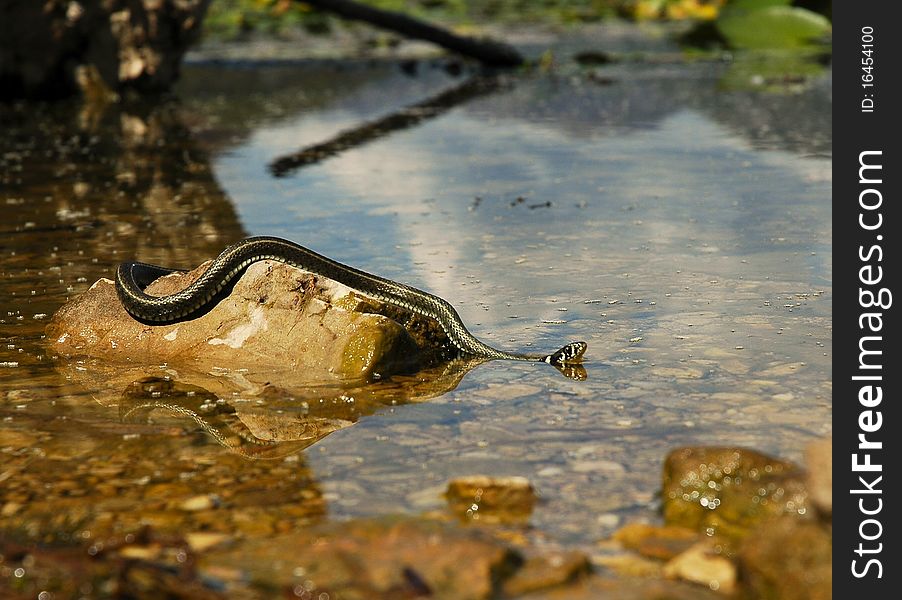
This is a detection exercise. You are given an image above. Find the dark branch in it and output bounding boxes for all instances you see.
[299,0,524,67]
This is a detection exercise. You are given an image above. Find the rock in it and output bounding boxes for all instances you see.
[47,259,436,382]
[736,518,831,600]
[591,553,664,578]
[201,515,598,599]
[0,1,210,99]
[445,475,538,524]
[804,437,831,518]
[611,523,701,561]
[184,532,231,552]
[118,545,163,560]
[105,356,477,457]
[179,494,219,512]
[202,516,522,600]
[662,447,810,543]
[501,551,592,597]
[663,542,737,594]
[515,576,725,600]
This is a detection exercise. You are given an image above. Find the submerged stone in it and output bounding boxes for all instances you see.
[445,475,538,524]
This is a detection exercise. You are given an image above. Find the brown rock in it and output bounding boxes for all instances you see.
[804,437,831,518]
[178,494,219,512]
[516,576,725,600]
[736,518,831,600]
[592,553,664,578]
[501,551,591,597]
[445,475,538,524]
[611,522,700,561]
[47,260,431,382]
[202,516,522,600]
[662,447,810,543]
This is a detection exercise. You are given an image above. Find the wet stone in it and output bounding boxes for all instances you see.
[201,516,522,600]
[501,551,592,597]
[611,522,701,561]
[185,532,232,552]
[516,575,726,600]
[736,518,831,600]
[445,475,538,524]
[662,446,810,543]
[591,553,664,578]
[179,494,219,512]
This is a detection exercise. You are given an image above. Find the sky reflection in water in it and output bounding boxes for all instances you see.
[203,60,831,543]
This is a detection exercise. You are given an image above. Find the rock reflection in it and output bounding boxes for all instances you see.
[106,357,487,459]
[119,377,326,459]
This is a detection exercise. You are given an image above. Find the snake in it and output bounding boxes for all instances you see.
[115,236,587,367]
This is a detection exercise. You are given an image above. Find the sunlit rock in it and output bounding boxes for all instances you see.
[47,260,438,382]
[501,551,591,597]
[663,541,737,594]
[518,576,725,600]
[611,522,700,561]
[203,516,521,600]
[661,446,811,542]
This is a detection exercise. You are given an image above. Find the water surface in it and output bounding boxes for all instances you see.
[1,40,831,556]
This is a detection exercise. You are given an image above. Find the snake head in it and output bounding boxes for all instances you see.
[545,341,587,366]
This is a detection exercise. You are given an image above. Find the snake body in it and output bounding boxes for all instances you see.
[115,236,586,367]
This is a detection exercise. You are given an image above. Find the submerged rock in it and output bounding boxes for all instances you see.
[47,260,444,382]
[445,475,538,524]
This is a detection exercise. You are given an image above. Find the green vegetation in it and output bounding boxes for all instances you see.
[715,0,830,49]
[202,0,726,40]
[203,0,832,58]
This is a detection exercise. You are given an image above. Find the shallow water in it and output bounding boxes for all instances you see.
[1,35,830,561]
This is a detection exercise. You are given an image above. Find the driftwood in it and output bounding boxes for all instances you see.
[300,0,524,67]
[269,75,505,176]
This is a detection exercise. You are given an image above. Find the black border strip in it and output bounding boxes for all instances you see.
[835,1,900,595]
